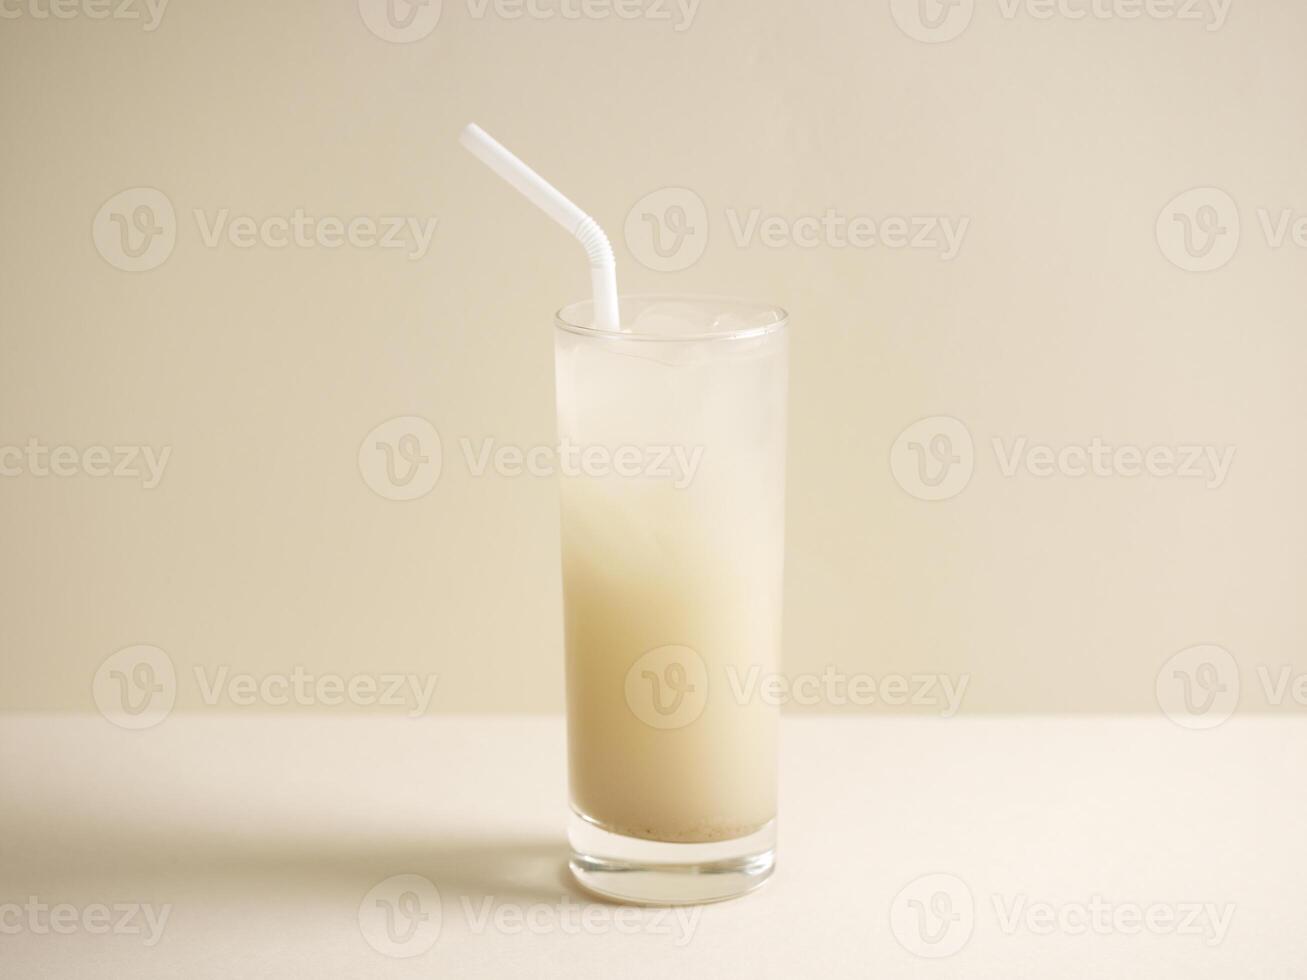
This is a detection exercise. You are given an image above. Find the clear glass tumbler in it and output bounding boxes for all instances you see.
[554,295,789,905]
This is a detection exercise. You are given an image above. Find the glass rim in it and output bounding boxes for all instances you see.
[555,293,789,342]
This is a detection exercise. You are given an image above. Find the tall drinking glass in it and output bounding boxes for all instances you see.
[555,295,789,905]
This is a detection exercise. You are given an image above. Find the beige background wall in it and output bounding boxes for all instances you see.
[2,0,1304,715]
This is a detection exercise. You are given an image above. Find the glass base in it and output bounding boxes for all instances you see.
[568,812,775,906]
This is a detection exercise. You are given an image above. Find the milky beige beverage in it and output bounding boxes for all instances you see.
[555,296,788,856]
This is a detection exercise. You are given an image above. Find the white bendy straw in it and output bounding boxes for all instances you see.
[460,123,620,331]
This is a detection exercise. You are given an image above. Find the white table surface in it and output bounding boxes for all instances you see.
[1,715,1303,979]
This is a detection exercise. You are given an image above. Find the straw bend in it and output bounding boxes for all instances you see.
[573,213,615,270]
[459,123,620,330]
